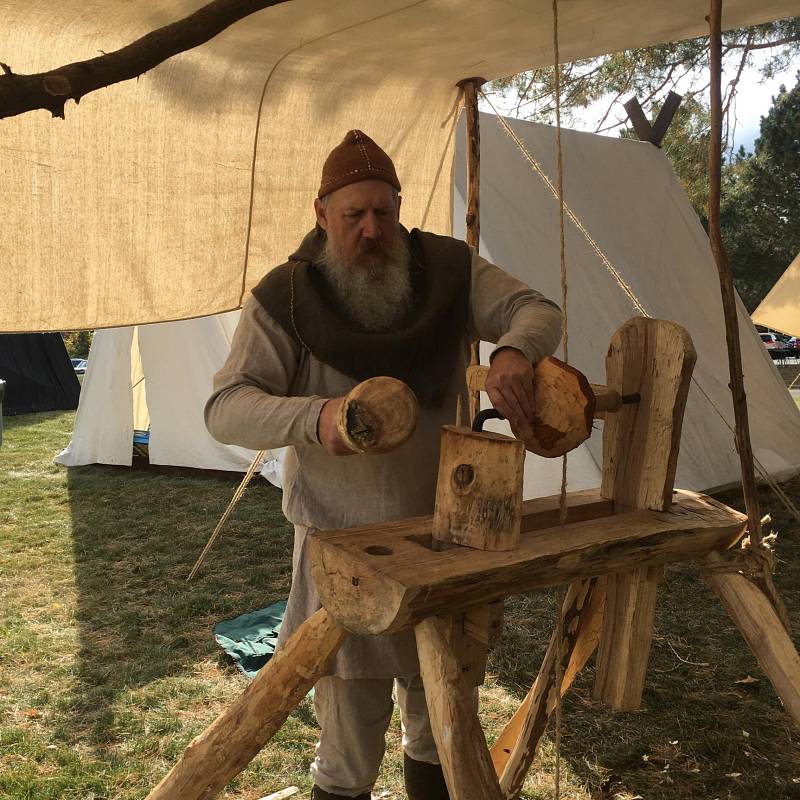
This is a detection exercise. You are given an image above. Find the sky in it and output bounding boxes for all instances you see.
[487,51,799,156]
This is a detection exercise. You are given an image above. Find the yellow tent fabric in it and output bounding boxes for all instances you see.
[1,0,795,332]
[752,252,800,338]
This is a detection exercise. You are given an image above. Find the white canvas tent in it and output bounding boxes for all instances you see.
[752,251,800,338]
[55,311,281,480]
[452,113,800,497]
[57,112,800,497]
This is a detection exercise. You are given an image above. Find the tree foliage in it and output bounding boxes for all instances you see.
[721,75,800,310]
[62,330,93,359]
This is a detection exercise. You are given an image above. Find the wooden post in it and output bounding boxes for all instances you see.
[703,551,800,725]
[146,609,346,800]
[457,76,486,424]
[593,317,696,711]
[491,576,606,794]
[415,616,505,800]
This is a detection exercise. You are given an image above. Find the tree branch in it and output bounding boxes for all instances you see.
[0,0,291,120]
[725,36,800,50]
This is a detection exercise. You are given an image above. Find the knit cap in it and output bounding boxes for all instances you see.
[318,130,401,198]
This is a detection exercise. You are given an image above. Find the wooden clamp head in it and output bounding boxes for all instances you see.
[336,376,418,455]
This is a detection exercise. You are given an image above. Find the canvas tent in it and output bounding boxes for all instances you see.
[0,334,80,415]
[54,312,281,480]
[1,0,797,334]
[752,251,800,338]
[57,112,800,496]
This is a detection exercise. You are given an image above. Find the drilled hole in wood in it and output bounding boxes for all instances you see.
[364,545,393,556]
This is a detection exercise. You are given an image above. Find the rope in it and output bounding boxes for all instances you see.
[552,2,567,796]
[187,449,268,581]
[478,90,800,530]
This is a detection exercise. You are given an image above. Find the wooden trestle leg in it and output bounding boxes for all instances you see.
[491,576,606,795]
[594,318,696,711]
[416,616,505,800]
[704,551,800,726]
[146,609,346,800]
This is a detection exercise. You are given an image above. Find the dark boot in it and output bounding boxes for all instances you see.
[311,787,370,800]
[403,753,450,800]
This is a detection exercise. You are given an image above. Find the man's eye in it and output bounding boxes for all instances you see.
[345,212,362,220]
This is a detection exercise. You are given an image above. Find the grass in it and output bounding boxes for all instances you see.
[1,411,799,799]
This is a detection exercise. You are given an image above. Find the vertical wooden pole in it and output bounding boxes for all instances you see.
[706,0,763,548]
[706,1,789,629]
[457,76,486,423]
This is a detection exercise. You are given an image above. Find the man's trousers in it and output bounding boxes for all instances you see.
[310,674,440,797]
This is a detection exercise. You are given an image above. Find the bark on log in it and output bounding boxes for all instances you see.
[146,608,345,800]
[0,0,290,120]
[415,616,504,800]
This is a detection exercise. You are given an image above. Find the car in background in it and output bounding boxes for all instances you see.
[760,332,782,349]
[71,358,88,374]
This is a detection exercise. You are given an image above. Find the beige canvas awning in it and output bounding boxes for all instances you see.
[752,252,800,338]
[1,0,796,331]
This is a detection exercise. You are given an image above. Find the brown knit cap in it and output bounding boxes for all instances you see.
[318,130,401,198]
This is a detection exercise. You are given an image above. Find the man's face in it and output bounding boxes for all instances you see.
[314,180,401,272]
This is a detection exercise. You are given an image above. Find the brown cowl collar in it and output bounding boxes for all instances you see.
[251,226,471,407]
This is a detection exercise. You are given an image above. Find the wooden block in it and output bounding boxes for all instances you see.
[337,376,418,454]
[309,491,745,636]
[704,551,800,726]
[415,616,505,800]
[433,425,524,551]
[594,317,696,711]
[146,609,346,800]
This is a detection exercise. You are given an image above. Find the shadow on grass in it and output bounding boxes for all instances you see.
[488,478,800,800]
[65,464,294,747]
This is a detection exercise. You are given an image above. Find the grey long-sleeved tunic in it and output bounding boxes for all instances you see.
[205,246,562,678]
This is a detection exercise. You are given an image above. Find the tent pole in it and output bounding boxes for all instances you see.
[457,77,486,422]
[706,0,789,628]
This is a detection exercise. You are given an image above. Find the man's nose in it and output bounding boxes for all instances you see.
[360,212,381,239]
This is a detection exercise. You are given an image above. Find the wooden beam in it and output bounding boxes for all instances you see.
[415,616,505,800]
[623,96,653,143]
[146,609,346,800]
[310,490,745,636]
[703,551,800,726]
[594,317,696,711]
[650,91,683,147]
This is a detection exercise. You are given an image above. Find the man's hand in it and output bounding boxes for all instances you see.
[484,347,536,440]
[318,397,357,456]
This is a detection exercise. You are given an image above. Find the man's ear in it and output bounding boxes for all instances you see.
[314,197,328,230]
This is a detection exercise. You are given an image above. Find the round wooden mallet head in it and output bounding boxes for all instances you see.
[525,356,595,457]
[336,376,419,455]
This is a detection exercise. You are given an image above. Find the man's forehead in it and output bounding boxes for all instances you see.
[329,180,397,207]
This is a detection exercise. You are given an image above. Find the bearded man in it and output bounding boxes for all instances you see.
[205,130,562,800]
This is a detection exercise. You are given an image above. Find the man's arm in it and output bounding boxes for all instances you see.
[204,297,328,451]
[468,250,563,433]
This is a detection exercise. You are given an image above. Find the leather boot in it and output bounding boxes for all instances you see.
[311,787,370,800]
[403,752,450,800]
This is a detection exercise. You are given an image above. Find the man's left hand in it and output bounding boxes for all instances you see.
[484,347,536,439]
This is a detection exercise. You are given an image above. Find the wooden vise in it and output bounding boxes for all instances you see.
[146,317,800,800]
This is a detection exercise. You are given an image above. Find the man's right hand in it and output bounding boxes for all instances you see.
[318,397,356,456]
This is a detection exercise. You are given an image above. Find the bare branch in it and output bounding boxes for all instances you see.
[725,36,800,50]
[0,0,291,120]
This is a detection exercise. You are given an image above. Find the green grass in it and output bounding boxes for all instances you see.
[1,411,799,799]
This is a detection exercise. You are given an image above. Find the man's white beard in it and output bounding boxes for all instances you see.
[318,231,414,332]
